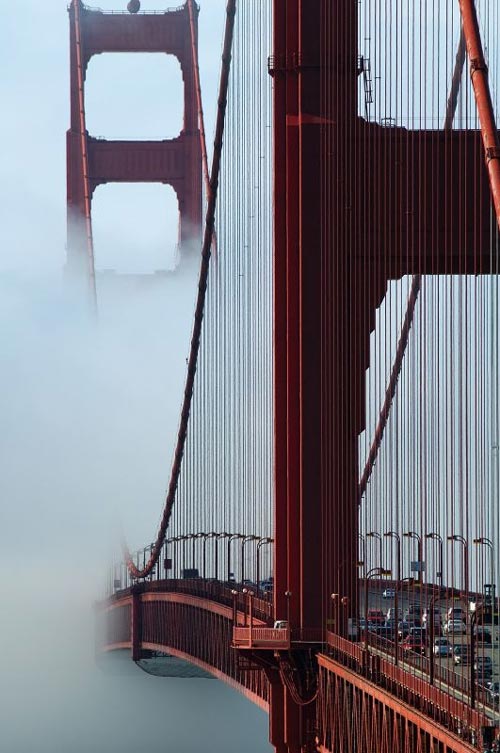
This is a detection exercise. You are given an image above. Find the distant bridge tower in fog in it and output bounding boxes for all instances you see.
[66,0,203,298]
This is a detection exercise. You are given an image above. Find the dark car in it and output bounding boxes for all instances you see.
[453,644,471,665]
[408,626,427,643]
[403,614,423,627]
[474,627,492,644]
[376,623,396,639]
[474,656,493,678]
[397,620,411,639]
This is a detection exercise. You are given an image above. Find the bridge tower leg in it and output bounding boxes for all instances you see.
[273,0,361,640]
[272,3,363,748]
[67,0,202,286]
[272,1,494,749]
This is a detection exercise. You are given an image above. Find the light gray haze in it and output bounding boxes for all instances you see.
[0,1,271,750]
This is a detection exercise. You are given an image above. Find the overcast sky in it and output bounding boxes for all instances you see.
[0,1,271,750]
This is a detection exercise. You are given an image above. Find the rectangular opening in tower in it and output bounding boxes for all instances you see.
[91,183,180,273]
[85,53,184,140]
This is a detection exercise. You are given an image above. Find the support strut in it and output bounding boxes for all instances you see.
[459,0,500,229]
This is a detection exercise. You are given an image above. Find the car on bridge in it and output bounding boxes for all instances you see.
[443,619,466,635]
[408,626,427,642]
[474,626,492,644]
[367,608,386,625]
[447,606,467,622]
[382,588,396,599]
[422,608,442,630]
[453,644,471,665]
[403,613,423,626]
[433,637,452,657]
[375,623,395,639]
[397,620,413,640]
[407,603,424,618]
[486,681,500,706]
[386,607,402,622]
[474,655,493,678]
[401,635,425,655]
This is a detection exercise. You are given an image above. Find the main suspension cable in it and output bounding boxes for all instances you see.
[124,0,237,579]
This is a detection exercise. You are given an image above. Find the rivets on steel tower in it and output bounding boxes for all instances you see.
[127,0,140,13]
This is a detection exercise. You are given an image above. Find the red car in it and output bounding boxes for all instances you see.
[401,636,425,655]
[367,609,386,625]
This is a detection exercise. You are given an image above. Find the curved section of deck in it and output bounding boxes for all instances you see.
[97,580,271,711]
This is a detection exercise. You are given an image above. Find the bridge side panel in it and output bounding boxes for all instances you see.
[317,659,483,753]
[99,596,269,710]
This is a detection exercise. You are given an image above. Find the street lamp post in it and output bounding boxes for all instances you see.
[428,589,448,686]
[384,531,401,581]
[425,532,443,588]
[384,532,401,665]
[403,531,423,584]
[358,534,366,579]
[469,605,487,710]
[202,532,218,580]
[164,536,175,581]
[256,537,273,596]
[394,577,415,667]
[473,537,494,596]
[448,534,469,599]
[241,535,259,585]
[367,531,384,570]
[364,567,392,649]
[331,593,350,637]
[178,535,190,578]
[227,534,245,583]
[211,532,230,582]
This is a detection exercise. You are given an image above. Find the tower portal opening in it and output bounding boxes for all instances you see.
[91,183,180,274]
[85,53,184,140]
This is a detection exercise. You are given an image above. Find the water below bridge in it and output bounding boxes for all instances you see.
[1,646,272,753]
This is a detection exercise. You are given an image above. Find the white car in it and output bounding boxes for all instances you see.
[382,588,396,599]
[443,619,466,635]
[422,608,442,628]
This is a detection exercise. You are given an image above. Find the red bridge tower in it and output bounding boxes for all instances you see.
[67,0,202,288]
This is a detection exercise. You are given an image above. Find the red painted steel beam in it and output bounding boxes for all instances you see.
[68,0,97,306]
[459,0,500,229]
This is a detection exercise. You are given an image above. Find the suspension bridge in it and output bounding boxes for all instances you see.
[68,0,500,750]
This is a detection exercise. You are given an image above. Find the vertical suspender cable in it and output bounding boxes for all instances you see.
[444,28,466,131]
[359,6,471,502]
[73,0,97,311]
[125,0,238,580]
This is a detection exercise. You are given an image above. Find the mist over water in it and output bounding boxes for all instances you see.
[0,0,271,749]
[0,267,271,752]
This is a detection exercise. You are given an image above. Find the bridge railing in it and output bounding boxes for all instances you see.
[362,627,495,705]
[112,577,274,625]
[233,626,325,650]
[326,631,495,744]
[81,3,182,14]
